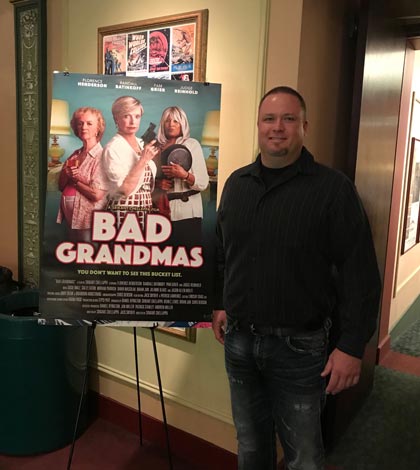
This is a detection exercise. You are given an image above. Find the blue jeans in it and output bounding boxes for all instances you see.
[224,320,329,470]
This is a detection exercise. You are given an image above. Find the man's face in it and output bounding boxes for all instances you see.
[257,92,307,167]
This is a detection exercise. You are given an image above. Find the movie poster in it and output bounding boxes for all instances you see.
[171,24,195,74]
[40,73,221,325]
[127,32,148,76]
[148,28,171,74]
[103,34,127,75]
[101,22,198,81]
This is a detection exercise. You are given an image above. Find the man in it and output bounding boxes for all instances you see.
[212,86,381,470]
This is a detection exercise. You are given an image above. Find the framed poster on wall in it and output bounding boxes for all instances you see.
[97,10,208,82]
[402,136,420,253]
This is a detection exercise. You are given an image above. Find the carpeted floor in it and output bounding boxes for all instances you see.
[326,365,420,470]
[0,418,204,470]
[392,317,420,357]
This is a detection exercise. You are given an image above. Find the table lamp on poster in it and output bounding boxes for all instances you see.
[201,110,220,178]
[48,99,71,167]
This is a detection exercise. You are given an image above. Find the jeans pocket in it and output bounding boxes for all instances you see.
[224,317,236,336]
[285,329,327,356]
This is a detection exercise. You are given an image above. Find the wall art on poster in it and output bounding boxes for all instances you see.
[148,28,170,74]
[103,34,127,75]
[127,32,148,75]
[171,24,195,74]
[40,72,221,325]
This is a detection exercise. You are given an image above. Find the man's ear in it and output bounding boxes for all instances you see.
[303,120,308,136]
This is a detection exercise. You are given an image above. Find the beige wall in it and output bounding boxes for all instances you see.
[0,1,18,277]
[389,50,420,329]
[265,0,303,91]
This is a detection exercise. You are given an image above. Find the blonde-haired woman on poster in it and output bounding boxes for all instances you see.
[57,106,108,242]
[102,95,159,228]
[156,106,209,247]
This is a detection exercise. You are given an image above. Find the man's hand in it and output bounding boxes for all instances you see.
[212,310,227,345]
[321,348,361,395]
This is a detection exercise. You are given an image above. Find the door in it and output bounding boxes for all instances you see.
[323,0,418,449]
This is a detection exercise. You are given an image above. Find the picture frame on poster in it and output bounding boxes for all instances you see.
[97,10,208,82]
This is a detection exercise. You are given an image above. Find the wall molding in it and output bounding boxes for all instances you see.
[90,391,237,470]
[92,360,234,425]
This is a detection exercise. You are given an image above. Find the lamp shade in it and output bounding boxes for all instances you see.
[201,110,220,147]
[50,99,71,135]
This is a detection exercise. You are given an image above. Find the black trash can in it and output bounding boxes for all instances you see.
[0,289,89,455]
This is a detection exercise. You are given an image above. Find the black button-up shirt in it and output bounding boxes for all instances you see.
[215,147,381,358]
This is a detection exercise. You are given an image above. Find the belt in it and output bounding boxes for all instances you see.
[250,324,307,336]
[168,190,200,202]
[233,321,324,337]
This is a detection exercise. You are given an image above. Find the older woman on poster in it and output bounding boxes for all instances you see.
[102,96,159,228]
[156,106,209,246]
[57,106,108,242]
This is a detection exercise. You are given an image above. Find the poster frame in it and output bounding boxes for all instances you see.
[97,9,208,82]
[402,136,420,254]
[159,326,197,342]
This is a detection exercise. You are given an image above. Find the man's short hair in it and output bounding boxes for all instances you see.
[259,86,307,118]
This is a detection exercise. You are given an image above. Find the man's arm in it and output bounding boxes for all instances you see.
[323,177,381,393]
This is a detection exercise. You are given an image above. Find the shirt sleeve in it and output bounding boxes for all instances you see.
[185,138,209,191]
[213,177,229,310]
[329,177,382,358]
[102,139,132,188]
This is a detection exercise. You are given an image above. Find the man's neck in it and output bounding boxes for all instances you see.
[260,148,302,169]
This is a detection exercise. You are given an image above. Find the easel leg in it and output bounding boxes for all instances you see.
[67,321,97,470]
[133,326,143,445]
[150,327,174,470]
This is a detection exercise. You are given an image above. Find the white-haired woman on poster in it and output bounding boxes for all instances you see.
[155,106,209,247]
[102,96,159,228]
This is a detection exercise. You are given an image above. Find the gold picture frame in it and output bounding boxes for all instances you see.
[97,9,208,81]
[159,327,197,343]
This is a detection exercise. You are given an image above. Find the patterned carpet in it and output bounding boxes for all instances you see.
[392,318,420,357]
[326,366,420,470]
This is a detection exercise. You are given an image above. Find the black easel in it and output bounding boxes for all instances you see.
[67,321,97,470]
[149,326,173,470]
[67,323,173,470]
[132,326,173,470]
[133,326,143,445]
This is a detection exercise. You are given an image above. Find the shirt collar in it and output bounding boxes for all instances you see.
[242,146,317,178]
[86,141,103,159]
